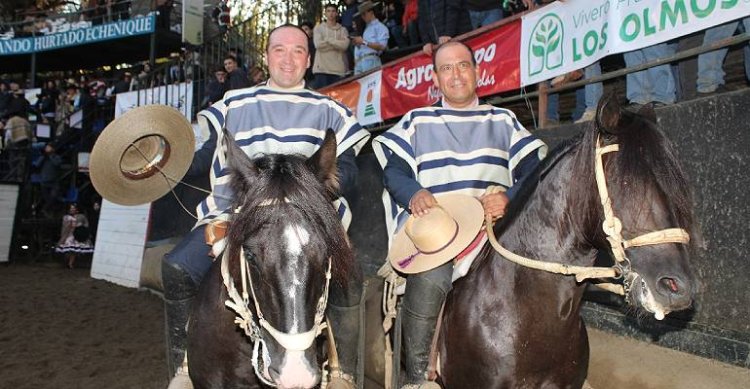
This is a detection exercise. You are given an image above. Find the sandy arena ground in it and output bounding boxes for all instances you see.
[1,263,748,389]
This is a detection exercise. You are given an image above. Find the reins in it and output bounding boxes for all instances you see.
[485,136,690,295]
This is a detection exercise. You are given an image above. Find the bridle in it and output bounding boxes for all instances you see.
[486,135,690,295]
[220,200,332,386]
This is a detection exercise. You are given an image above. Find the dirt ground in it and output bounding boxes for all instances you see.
[1,262,748,389]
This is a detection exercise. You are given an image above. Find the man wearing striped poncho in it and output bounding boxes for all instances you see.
[372,41,547,388]
[162,25,370,389]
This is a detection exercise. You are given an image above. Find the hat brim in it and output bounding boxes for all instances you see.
[89,105,194,206]
[354,2,380,17]
[388,194,484,274]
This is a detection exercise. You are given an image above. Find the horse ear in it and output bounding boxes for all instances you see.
[595,93,622,135]
[307,129,339,197]
[222,128,259,189]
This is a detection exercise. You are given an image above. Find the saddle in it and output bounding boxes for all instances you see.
[204,220,229,257]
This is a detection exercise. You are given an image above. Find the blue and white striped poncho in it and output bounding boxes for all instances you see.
[372,104,547,246]
[195,84,371,230]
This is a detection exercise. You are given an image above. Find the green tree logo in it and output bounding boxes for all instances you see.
[528,14,564,77]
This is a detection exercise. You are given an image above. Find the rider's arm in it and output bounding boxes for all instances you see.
[383,152,424,209]
[505,153,541,201]
[336,147,357,197]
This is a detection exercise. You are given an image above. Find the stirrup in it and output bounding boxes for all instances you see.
[326,369,356,389]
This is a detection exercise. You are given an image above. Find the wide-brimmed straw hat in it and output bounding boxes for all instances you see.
[354,1,380,17]
[89,105,194,206]
[388,194,484,274]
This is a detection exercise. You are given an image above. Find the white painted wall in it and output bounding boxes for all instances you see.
[90,200,151,287]
[0,184,19,263]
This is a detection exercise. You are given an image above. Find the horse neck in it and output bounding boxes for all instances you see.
[487,152,600,309]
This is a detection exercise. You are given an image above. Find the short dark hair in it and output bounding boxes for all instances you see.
[300,21,313,29]
[324,3,338,11]
[431,41,477,69]
[266,24,310,52]
[223,55,238,64]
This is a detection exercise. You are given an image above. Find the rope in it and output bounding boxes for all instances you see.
[482,138,689,294]
[128,142,232,220]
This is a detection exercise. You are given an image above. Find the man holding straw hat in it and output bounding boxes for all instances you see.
[373,41,547,388]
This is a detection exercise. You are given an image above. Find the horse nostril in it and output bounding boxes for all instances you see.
[657,276,684,296]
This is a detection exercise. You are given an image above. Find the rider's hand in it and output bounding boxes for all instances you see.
[409,189,438,217]
[480,192,509,221]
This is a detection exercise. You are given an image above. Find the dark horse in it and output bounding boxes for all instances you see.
[187,130,354,388]
[438,96,697,388]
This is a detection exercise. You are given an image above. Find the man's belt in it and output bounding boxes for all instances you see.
[356,53,379,62]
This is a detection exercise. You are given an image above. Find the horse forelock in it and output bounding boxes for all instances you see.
[607,114,696,239]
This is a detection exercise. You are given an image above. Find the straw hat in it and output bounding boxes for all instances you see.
[89,105,194,206]
[388,194,484,274]
[354,1,380,17]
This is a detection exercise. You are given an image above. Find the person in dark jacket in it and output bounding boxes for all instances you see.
[418,0,472,55]
[204,67,227,106]
[223,55,250,91]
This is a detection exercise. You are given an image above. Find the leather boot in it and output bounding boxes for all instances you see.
[327,303,362,389]
[400,263,451,387]
[162,261,199,380]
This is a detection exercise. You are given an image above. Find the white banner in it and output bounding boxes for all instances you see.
[356,70,383,126]
[114,81,194,119]
[182,0,204,45]
[521,0,750,85]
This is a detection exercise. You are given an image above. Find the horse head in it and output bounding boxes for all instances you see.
[594,95,698,319]
[222,128,352,388]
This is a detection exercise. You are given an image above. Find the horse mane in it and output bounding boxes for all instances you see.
[225,153,354,286]
[495,106,695,247]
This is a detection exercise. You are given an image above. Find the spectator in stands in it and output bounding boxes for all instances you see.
[300,21,317,85]
[351,1,390,75]
[37,81,58,127]
[112,0,131,21]
[697,18,750,96]
[384,0,406,48]
[204,67,227,106]
[624,43,677,107]
[86,0,107,26]
[313,4,351,89]
[418,0,472,55]
[0,81,11,118]
[223,55,251,91]
[37,143,62,217]
[211,0,231,34]
[6,82,30,118]
[401,0,420,47]
[341,0,359,34]
[248,65,266,86]
[133,62,154,90]
[4,113,34,149]
[112,72,133,94]
[467,0,503,30]
[575,62,602,122]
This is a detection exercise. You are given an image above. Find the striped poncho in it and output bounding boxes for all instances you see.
[195,84,371,230]
[372,104,547,246]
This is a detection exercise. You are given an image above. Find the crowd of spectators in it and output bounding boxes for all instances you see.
[0,0,173,40]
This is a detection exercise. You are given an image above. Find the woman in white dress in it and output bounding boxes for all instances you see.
[55,203,94,269]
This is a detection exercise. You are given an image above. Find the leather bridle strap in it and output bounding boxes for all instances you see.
[484,137,690,296]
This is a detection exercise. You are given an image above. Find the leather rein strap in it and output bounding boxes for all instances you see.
[485,137,690,295]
